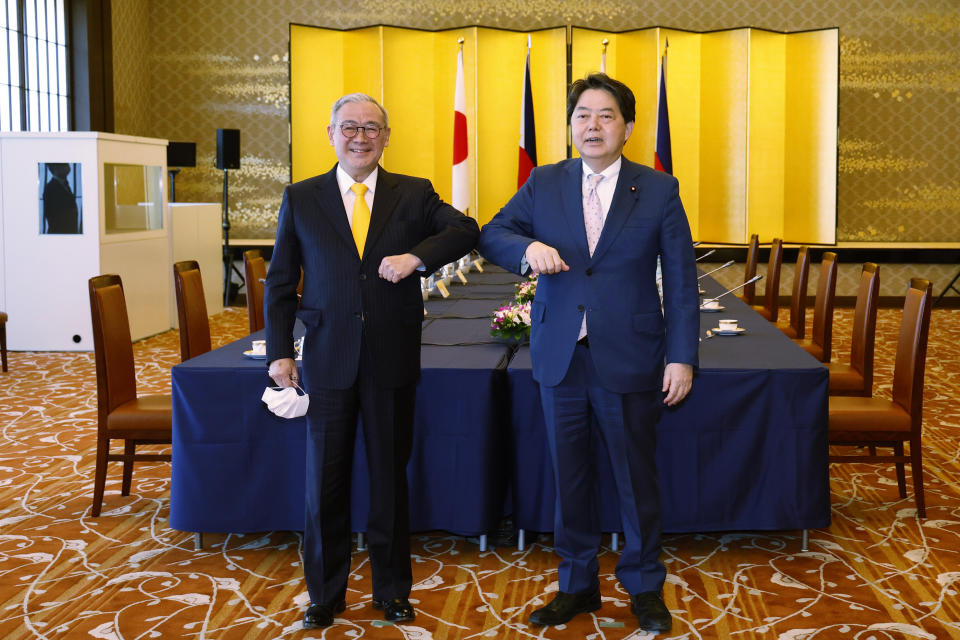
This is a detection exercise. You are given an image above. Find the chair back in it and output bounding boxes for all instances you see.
[849,263,880,391]
[173,260,212,361]
[787,246,811,338]
[892,278,933,428]
[742,233,759,305]
[810,252,838,362]
[243,249,266,333]
[89,275,137,418]
[761,238,784,322]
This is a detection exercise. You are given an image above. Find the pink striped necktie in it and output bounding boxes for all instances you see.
[583,173,604,256]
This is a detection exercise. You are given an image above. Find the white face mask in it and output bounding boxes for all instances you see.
[261,384,309,419]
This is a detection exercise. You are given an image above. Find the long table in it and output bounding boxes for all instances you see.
[169,267,830,542]
[170,295,515,537]
[508,275,831,534]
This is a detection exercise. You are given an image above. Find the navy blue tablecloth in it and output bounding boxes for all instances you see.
[507,275,831,533]
[170,324,512,536]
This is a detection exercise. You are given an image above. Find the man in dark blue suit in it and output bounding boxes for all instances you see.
[479,74,699,634]
[264,93,479,629]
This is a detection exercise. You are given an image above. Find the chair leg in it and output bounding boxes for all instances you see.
[911,438,926,519]
[92,436,109,517]
[893,442,907,499]
[0,322,7,372]
[121,440,135,496]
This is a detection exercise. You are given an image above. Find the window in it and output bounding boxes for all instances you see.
[1,0,69,131]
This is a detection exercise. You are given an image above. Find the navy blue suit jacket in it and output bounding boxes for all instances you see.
[478,157,699,393]
[265,165,479,390]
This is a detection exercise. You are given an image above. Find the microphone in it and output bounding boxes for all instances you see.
[701,274,763,306]
[697,260,735,280]
[695,249,716,262]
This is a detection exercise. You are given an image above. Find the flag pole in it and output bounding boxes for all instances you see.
[601,38,609,74]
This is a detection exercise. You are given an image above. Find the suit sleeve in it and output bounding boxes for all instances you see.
[477,169,538,274]
[657,179,700,368]
[264,186,302,365]
[407,180,480,274]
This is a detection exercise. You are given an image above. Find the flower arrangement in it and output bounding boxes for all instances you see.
[491,274,538,341]
[490,301,532,341]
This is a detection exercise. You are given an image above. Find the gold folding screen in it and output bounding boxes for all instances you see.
[291,24,837,243]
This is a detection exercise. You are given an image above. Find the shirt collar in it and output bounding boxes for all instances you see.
[581,156,622,182]
[336,164,378,196]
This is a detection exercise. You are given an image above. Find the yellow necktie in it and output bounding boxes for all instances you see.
[350,183,370,257]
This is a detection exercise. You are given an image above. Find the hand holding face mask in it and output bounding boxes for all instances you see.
[261,383,309,418]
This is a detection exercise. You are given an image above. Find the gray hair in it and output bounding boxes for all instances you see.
[330,93,389,127]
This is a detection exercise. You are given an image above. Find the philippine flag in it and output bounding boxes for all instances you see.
[517,38,537,189]
[654,46,673,175]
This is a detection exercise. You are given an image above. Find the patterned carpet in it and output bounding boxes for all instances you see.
[2,304,960,639]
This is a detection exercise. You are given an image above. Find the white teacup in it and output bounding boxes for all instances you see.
[702,299,720,310]
[251,339,266,355]
[718,318,739,331]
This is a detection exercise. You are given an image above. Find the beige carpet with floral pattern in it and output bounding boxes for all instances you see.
[2,304,959,639]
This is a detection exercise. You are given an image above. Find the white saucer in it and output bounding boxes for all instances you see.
[700,305,725,312]
[243,350,267,359]
[712,327,746,335]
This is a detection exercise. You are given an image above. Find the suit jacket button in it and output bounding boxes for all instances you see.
[585,268,593,276]
[354,312,362,318]
[577,304,584,312]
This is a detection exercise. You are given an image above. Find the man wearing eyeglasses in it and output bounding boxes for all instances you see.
[264,93,479,629]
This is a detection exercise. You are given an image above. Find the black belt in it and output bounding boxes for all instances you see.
[577,335,589,348]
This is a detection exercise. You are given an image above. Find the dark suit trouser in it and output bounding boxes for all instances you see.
[539,343,666,596]
[303,338,415,606]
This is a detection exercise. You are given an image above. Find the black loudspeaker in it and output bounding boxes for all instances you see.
[216,128,240,169]
[167,141,196,167]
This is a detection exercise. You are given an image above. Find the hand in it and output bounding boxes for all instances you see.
[268,357,299,388]
[524,241,569,275]
[662,363,693,406]
[378,253,423,283]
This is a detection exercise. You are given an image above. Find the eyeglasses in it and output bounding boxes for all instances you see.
[338,123,383,139]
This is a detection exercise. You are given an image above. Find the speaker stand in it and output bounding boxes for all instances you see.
[168,168,180,202]
[221,168,244,306]
[936,266,960,306]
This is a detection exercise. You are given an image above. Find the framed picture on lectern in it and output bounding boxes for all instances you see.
[38,162,83,235]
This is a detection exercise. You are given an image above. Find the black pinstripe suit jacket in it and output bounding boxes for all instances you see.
[264,165,479,389]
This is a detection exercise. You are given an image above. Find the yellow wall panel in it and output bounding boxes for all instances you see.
[290,25,344,183]
[381,27,438,180]
[615,30,658,167]
[748,30,786,241]
[699,29,749,244]
[530,29,568,168]
[785,30,838,244]
[475,28,566,226]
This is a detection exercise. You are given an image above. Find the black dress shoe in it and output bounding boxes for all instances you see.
[630,591,672,634]
[372,597,416,622]
[529,587,602,626]
[303,600,346,628]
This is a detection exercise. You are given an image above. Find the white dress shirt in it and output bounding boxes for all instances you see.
[336,164,377,229]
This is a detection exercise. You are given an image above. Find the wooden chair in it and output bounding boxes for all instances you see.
[828,263,880,397]
[827,278,933,518]
[173,261,212,361]
[777,246,810,339]
[752,238,783,323]
[88,275,172,517]
[243,249,266,333]
[737,233,760,305]
[794,251,838,363]
[0,310,7,372]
